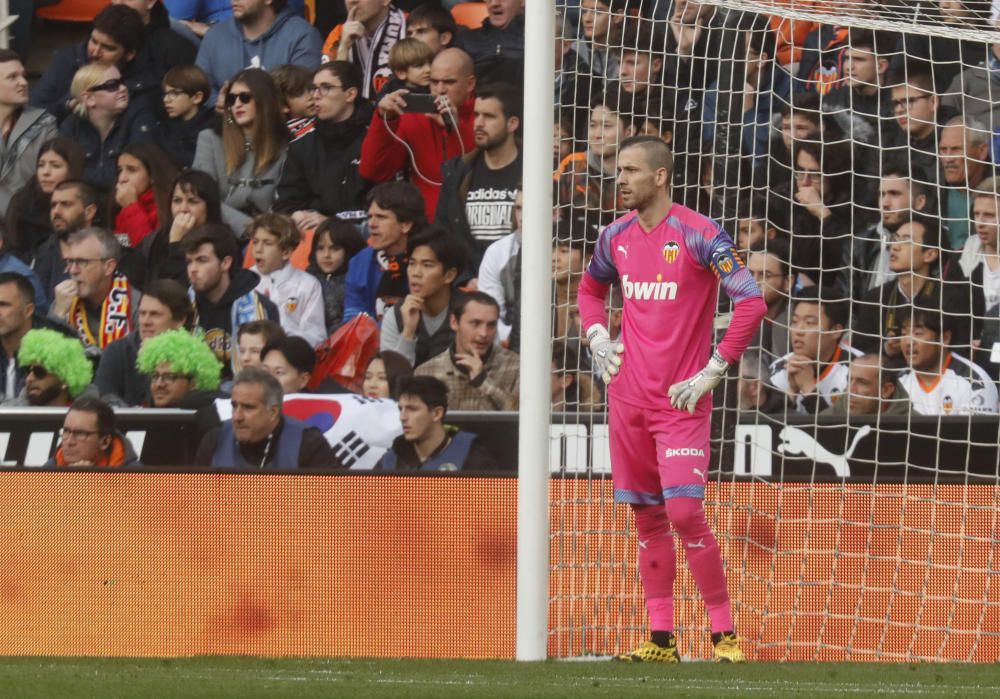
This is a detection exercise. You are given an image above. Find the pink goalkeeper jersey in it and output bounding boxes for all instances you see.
[579,204,764,410]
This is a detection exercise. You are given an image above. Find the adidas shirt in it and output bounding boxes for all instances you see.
[899,352,999,415]
[770,344,863,414]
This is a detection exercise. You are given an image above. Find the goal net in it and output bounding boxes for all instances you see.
[548,0,1000,661]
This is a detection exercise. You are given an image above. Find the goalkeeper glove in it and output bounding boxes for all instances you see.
[587,325,625,384]
[667,350,728,414]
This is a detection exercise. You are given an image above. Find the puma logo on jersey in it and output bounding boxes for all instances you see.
[687,539,706,549]
[622,274,677,301]
[617,244,628,257]
[692,468,705,479]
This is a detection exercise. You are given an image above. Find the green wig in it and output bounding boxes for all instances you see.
[17,329,93,398]
[136,329,222,391]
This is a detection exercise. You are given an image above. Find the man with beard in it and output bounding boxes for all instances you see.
[13,328,93,407]
[195,0,322,98]
[435,82,521,273]
[33,180,100,302]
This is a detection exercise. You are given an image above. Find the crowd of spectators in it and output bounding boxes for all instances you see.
[4,0,1000,469]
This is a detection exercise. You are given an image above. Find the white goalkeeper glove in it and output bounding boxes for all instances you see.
[587,325,624,384]
[667,350,728,414]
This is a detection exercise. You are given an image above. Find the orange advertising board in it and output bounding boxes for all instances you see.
[0,474,996,661]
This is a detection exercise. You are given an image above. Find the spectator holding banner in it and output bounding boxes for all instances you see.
[195,367,343,469]
[377,375,497,470]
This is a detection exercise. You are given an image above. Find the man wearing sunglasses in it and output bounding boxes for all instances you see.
[12,328,93,408]
[46,396,142,468]
[30,4,160,123]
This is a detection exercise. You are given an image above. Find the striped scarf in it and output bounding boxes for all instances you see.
[68,273,133,349]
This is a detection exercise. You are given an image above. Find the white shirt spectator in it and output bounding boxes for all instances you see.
[251,263,327,347]
[899,351,999,415]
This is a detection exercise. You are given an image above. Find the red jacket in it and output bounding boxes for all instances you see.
[359,96,476,220]
[114,188,159,248]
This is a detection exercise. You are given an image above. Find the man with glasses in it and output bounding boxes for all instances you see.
[885,62,956,182]
[12,328,93,408]
[276,61,374,230]
[50,227,139,354]
[46,397,142,468]
[136,328,222,408]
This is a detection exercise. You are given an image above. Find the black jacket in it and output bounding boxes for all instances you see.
[146,2,198,80]
[275,101,373,217]
[435,149,522,273]
[122,223,190,292]
[94,331,145,406]
[58,101,160,192]
[30,42,162,125]
[33,232,69,301]
[458,14,524,86]
[193,267,279,374]
[4,182,51,262]
[160,106,218,170]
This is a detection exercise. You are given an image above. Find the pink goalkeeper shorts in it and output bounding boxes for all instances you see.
[608,399,711,504]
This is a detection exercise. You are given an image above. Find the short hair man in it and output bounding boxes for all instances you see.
[846,158,932,295]
[770,286,860,414]
[15,327,93,407]
[459,0,525,85]
[94,278,191,406]
[821,353,911,417]
[746,238,793,365]
[380,226,462,366]
[195,367,343,468]
[414,291,519,411]
[136,328,223,408]
[938,114,991,249]
[853,212,979,358]
[360,47,477,220]
[377,375,498,470]
[50,227,139,353]
[30,4,158,122]
[737,351,783,413]
[196,0,323,97]
[182,224,279,374]
[46,396,141,467]
[0,50,57,217]
[0,272,76,403]
[342,181,426,323]
[435,82,521,269]
[323,0,407,99]
[824,29,893,138]
[885,63,950,180]
[406,3,456,55]
[898,298,998,415]
[34,180,100,303]
[576,134,766,661]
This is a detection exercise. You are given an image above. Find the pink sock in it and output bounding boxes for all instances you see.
[632,504,676,631]
[665,497,734,633]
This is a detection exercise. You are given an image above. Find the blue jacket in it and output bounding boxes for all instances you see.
[165,0,305,23]
[195,7,323,94]
[342,246,383,323]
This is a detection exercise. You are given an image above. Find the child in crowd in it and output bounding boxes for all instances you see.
[111,143,179,249]
[237,320,286,371]
[375,38,434,101]
[735,192,779,253]
[271,64,317,143]
[249,212,328,347]
[160,65,216,169]
[307,218,367,332]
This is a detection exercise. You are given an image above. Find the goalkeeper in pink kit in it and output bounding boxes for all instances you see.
[578,137,766,662]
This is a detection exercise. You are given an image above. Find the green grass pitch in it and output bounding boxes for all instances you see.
[0,658,995,698]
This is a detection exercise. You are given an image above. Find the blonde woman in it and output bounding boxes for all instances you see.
[58,63,159,192]
[192,68,290,238]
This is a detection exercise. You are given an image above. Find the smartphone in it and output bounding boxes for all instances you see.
[402,93,438,114]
